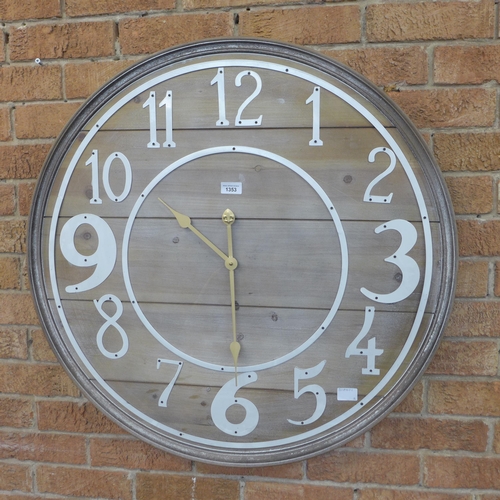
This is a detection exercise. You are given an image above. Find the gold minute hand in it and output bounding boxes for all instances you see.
[223,208,240,384]
[158,198,229,262]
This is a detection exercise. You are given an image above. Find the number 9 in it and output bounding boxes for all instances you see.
[60,214,117,293]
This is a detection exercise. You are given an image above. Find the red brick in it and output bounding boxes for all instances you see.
[455,260,488,298]
[0,0,60,21]
[0,107,11,141]
[0,327,27,359]
[359,490,471,500]
[245,482,352,500]
[495,264,500,297]
[31,329,57,362]
[0,397,33,428]
[494,421,500,454]
[0,463,31,492]
[197,460,303,479]
[426,340,498,376]
[37,400,125,433]
[15,102,80,139]
[445,176,493,215]
[435,45,500,84]
[0,66,62,102]
[366,0,494,42]
[0,144,51,180]
[393,381,424,413]
[307,450,419,484]
[65,60,134,99]
[240,6,360,45]
[0,363,79,397]
[445,301,500,337]
[429,380,500,416]
[323,46,428,86]
[66,0,175,16]
[90,437,191,471]
[0,221,26,254]
[371,417,488,452]
[184,0,303,6]
[18,181,36,216]
[425,455,500,489]
[388,88,496,128]
[37,466,132,499]
[120,13,233,55]
[136,474,238,500]
[0,293,38,323]
[458,220,500,256]
[0,184,15,215]
[434,132,500,172]
[0,257,21,290]
[0,432,86,464]
[0,33,4,63]
[10,22,115,61]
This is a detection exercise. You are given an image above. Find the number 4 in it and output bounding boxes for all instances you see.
[345,307,384,375]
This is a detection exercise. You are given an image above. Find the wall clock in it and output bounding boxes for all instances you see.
[29,38,456,466]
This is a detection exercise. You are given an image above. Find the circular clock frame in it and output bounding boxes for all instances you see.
[29,38,457,466]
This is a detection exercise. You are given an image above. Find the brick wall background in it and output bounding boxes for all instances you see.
[0,0,499,498]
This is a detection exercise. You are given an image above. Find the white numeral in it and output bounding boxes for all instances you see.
[211,68,263,126]
[94,294,128,359]
[143,90,176,147]
[60,214,116,293]
[306,87,323,146]
[86,150,132,203]
[211,68,230,126]
[288,360,327,426]
[143,91,160,148]
[86,150,102,204]
[159,91,176,148]
[211,372,259,436]
[235,70,263,126]
[345,307,383,375]
[157,359,183,407]
[361,219,420,303]
[363,147,396,204]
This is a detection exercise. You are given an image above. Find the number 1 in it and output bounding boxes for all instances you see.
[306,87,323,146]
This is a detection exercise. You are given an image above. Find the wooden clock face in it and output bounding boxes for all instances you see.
[29,39,456,466]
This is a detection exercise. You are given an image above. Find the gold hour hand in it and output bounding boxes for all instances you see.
[223,208,240,383]
[158,198,229,262]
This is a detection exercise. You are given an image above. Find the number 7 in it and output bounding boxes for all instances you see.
[156,359,183,407]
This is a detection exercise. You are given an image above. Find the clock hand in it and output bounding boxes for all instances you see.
[223,208,240,384]
[158,198,230,263]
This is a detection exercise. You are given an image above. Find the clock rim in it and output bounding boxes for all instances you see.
[28,37,457,466]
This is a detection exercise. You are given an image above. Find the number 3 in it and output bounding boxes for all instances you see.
[361,219,420,304]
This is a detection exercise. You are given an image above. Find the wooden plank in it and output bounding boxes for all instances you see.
[102,378,379,444]
[44,217,439,312]
[45,127,437,222]
[51,296,432,395]
[87,65,388,132]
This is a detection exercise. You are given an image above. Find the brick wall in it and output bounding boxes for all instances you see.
[0,1,499,498]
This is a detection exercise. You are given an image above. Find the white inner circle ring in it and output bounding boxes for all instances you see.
[122,146,349,372]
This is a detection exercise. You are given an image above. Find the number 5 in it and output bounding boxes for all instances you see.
[288,360,326,426]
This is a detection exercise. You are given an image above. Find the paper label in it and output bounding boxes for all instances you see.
[337,388,358,401]
[221,182,242,195]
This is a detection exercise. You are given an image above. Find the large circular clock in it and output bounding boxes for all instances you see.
[29,38,456,466]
